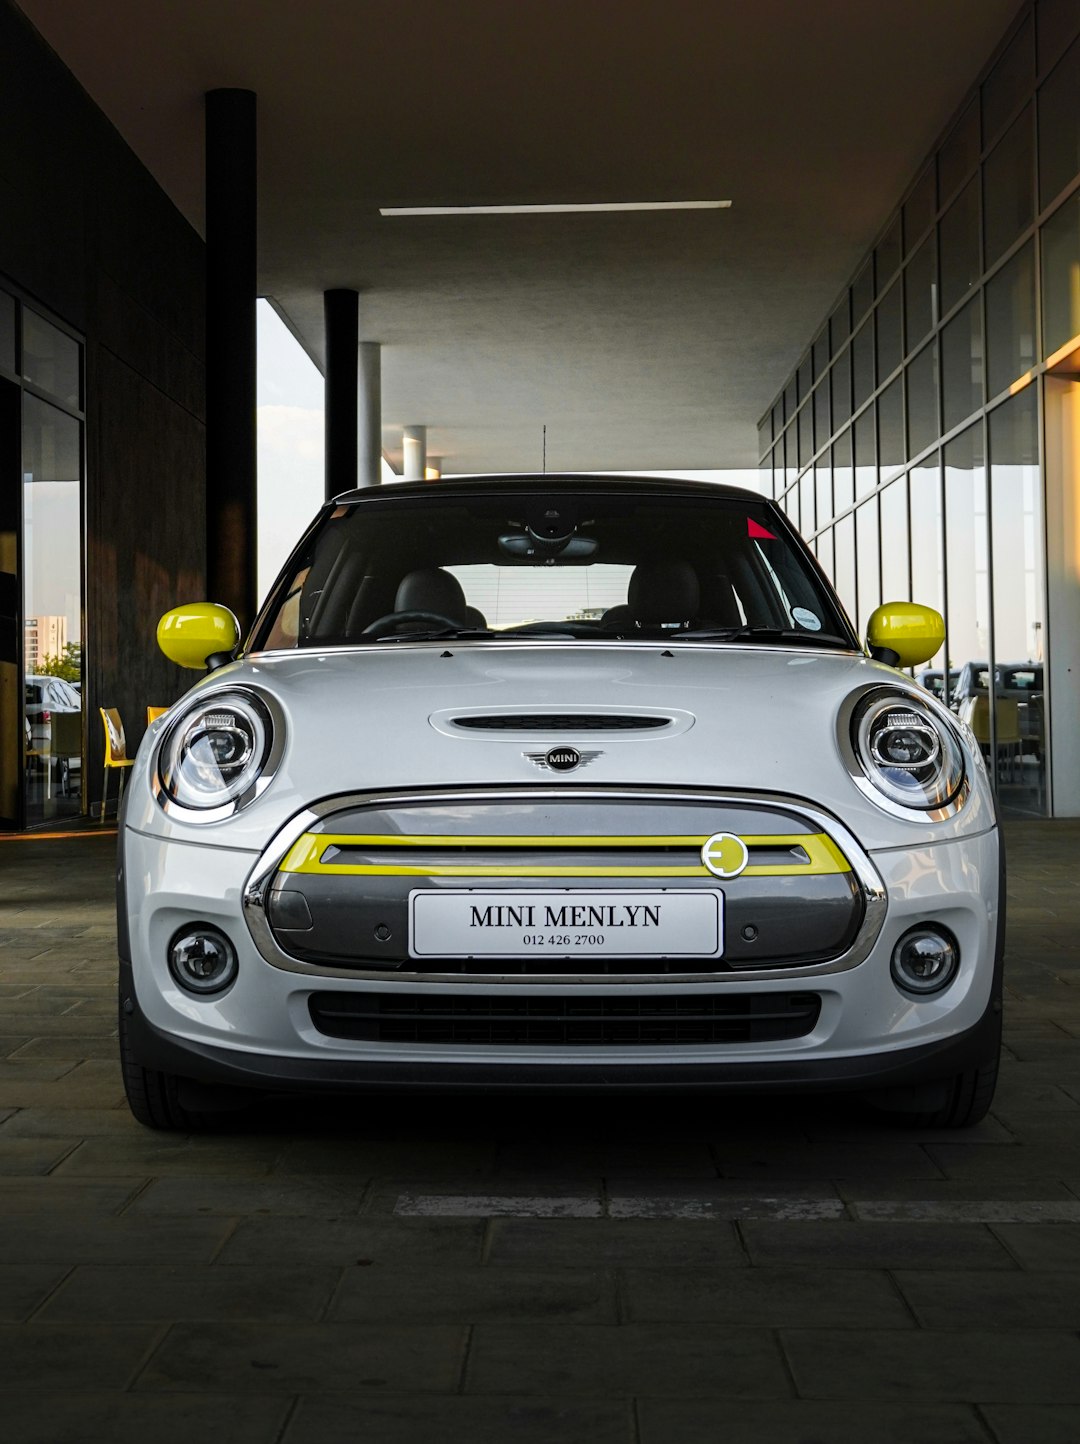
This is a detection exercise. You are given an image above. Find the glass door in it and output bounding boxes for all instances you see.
[20,307,84,827]
[0,374,17,828]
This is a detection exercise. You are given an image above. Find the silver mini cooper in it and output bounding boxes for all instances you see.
[118,476,1001,1129]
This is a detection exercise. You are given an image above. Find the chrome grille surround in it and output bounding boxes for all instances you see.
[242,787,888,985]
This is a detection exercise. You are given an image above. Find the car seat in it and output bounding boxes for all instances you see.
[393,568,487,629]
[601,561,701,630]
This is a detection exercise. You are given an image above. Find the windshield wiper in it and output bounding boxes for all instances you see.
[676,625,851,647]
[374,627,497,643]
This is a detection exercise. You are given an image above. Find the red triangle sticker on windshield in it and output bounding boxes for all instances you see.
[748,518,778,540]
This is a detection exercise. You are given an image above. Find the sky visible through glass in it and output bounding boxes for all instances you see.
[255,299,767,602]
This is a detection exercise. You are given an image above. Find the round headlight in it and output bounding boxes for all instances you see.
[853,692,965,811]
[158,690,273,812]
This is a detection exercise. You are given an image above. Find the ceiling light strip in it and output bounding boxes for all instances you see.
[379,200,732,217]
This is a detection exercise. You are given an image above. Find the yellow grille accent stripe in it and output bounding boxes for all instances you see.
[307,834,714,848]
[279,832,851,878]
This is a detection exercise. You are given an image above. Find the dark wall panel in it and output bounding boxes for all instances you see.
[0,0,206,806]
[87,349,206,754]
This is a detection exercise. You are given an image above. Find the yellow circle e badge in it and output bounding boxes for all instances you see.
[701,832,749,879]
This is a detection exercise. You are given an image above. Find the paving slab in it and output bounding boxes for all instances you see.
[0,1056,81,1084]
[329,1263,617,1323]
[10,1035,117,1060]
[782,1328,1080,1402]
[0,1107,144,1136]
[711,1142,946,1179]
[0,1322,163,1389]
[0,1035,35,1057]
[275,1135,497,1176]
[636,1399,993,1443]
[216,1215,486,1267]
[0,1074,125,1108]
[894,1269,1080,1328]
[0,1392,291,1444]
[38,1263,341,1323]
[484,1218,746,1267]
[52,1135,282,1177]
[135,1321,466,1394]
[132,1175,369,1217]
[0,1178,143,1214]
[0,1013,124,1036]
[0,1214,234,1265]
[991,1223,1080,1270]
[465,1322,791,1398]
[0,1263,71,1321]
[979,1404,1080,1443]
[922,1143,1080,1182]
[494,1139,719,1176]
[0,1137,79,1175]
[739,1220,1018,1269]
[801,1114,1015,1144]
[282,1395,634,1444]
[621,1265,914,1327]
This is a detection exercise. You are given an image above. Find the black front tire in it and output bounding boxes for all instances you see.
[119,998,218,1131]
[867,1027,1001,1128]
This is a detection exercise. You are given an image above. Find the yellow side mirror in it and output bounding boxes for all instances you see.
[866,601,945,668]
[157,603,241,671]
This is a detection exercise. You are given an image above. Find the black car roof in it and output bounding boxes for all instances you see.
[332,473,771,506]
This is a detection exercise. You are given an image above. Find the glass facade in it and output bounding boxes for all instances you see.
[0,286,85,828]
[761,0,1080,818]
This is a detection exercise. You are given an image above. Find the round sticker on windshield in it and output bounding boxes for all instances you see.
[792,607,822,631]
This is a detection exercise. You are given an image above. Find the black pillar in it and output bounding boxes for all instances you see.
[205,88,257,631]
[324,289,359,500]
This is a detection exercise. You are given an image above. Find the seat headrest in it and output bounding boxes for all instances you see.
[628,562,699,625]
[394,568,469,621]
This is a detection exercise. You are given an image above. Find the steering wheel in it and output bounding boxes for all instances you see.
[361,610,463,638]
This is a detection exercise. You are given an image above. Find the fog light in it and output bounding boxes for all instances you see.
[168,926,238,995]
[890,926,959,995]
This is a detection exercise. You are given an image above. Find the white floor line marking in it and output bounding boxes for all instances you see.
[394,1193,603,1218]
[394,1194,1080,1223]
[852,1200,1080,1223]
[608,1197,845,1220]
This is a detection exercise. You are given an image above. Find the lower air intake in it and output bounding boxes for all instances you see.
[308,991,821,1046]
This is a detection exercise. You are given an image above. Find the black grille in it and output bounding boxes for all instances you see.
[308,991,821,1046]
[453,713,670,731]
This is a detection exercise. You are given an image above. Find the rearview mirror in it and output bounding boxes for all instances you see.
[157,603,241,671]
[866,601,945,668]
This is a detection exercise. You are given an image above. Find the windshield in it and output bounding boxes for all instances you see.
[251,486,855,651]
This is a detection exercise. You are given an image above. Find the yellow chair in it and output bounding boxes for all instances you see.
[147,705,168,725]
[959,695,1022,779]
[99,707,134,822]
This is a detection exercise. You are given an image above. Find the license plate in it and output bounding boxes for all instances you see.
[408,889,722,959]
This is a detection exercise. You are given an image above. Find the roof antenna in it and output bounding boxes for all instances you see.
[542,424,547,475]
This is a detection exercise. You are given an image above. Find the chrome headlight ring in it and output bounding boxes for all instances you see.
[838,685,970,821]
[154,686,285,823]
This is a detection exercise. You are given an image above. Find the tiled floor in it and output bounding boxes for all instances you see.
[1,822,1079,1441]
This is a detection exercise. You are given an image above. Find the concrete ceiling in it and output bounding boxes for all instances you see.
[18,0,1021,473]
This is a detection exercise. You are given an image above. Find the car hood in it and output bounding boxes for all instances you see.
[129,641,994,852]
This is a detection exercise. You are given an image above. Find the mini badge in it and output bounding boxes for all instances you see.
[524,747,601,772]
[701,831,750,879]
[546,747,580,771]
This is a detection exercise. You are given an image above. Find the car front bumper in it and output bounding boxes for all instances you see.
[119,793,1003,1097]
